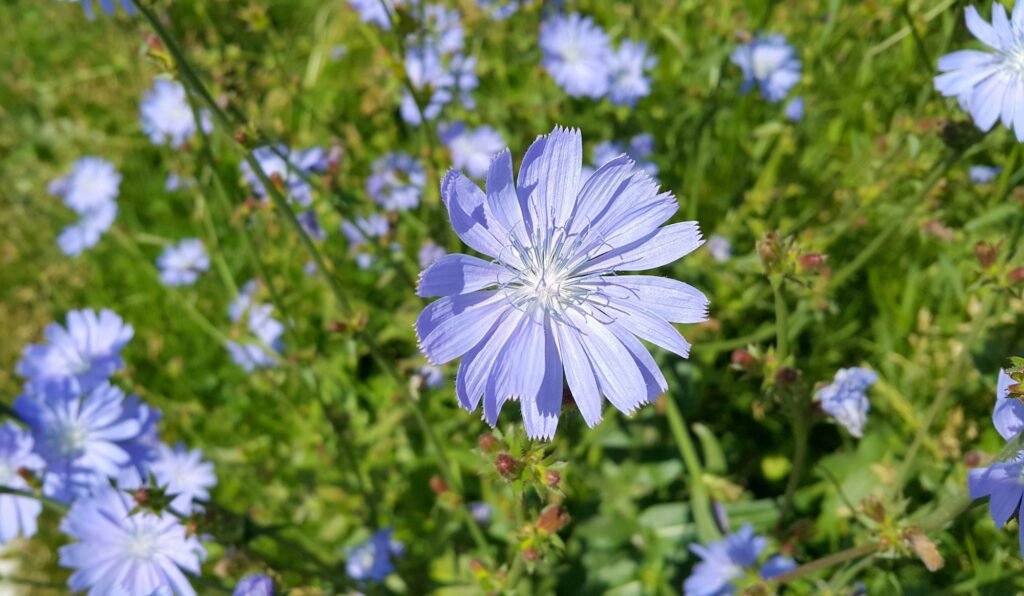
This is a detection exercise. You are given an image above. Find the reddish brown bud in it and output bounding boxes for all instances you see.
[328,320,348,333]
[1009,267,1024,285]
[775,366,799,385]
[522,548,539,562]
[545,470,561,488]
[429,475,448,495]
[964,451,982,467]
[133,488,151,506]
[1008,383,1023,397]
[731,349,756,369]
[536,506,570,533]
[234,130,248,144]
[477,433,498,453]
[145,34,164,52]
[798,253,826,271]
[469,558,485,573]
[16,467,34,484]
[974,242,999,269]
[494,452,520,479]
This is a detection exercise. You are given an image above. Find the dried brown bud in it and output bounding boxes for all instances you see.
[429,475,448,495]
[775,366,799,385]
[798,253,826,271]
[964,451,982,467]
[495,453,520,478]
[16,467,35,484]
[477,433,498,453]
[861,497,885,523]
[904,529,944,572]
[545,470,561,488]
[536,506,570,533]
[974,242,999,269]
[1008,267,1024,285]
[731,349,756,369]
[234,130,248,144]
[328,320,348,333]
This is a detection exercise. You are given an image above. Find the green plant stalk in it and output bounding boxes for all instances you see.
[778,405,809,527]
[0,486,69,514]
[773,543,880,584]
[137,1,494,560]
[771,276,788,361]
[664,395,720,543]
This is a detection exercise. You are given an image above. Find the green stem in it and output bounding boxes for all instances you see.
[773,543,880,584]
[771,276,788,360]
[664,395,719,543]
[778,409,808,527]
[0,486,68,514]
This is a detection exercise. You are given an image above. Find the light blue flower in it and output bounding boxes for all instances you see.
[417,365,445,389]
[731,34,801,103]
[59,471,205,596]
[583,134,659,180]
[140,79,212,149]
[367,152,426,211]
[684,524,795,595]
[970,164,1003,184]
[935,3,1024,141]
[79,0,135,19]
[401,46,455,125]
[968,451,1024,557]
[241,145,325,207]
[157,239,210,287]
[149,443,217,514]
[539,13,613,98]
[57,201,118,257]
[341,214,390,247]
[470,501,492,525]
[418,5,465,56]
[48,157,121,214]
[784,96,805,122]
[165,173,195,192]
[348,0,393,29]
[14,382,159,503]
[993,369,1024,441]
[233,574,274,596]
[814,367,878,438]
[0,422,45,544]
[706,235,733,262]
[475,0,519,20]
[439,122,506,179]
[418,240,447,269]
[606,40,656,107]
[297,210,326,241]
[225,282,284,372]
[416,126,708,439]
[346,528,404,582]
[17,308,134,395]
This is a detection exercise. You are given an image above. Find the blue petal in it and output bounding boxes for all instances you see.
[568,310,647,415]
[485,149,530,246]
[567,155,634,238]
[417,254,508,297]
[484,309,547,425]
[456,310,521,412]
[528,126,582,233]
[580,221,703,274]
[441,171,510,262]
[416,291,508,364]
[520,317,563,440]
[553,320,604,427]
[965,5,1004,50]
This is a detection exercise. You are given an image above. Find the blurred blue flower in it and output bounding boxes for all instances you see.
[59,472,205,595]
[418,240,447,268]
[297,210,326,241]
[226,283,285,372]
[241,145,326,207]
[935,3,1024,141]
[79,0,135,19]
[367,152,426,211]
[969,164,1002,184]
[606,40,656,107]
[14,382,159,503]
[348,0,393,29]
[346,528,404,582]
[418,5,465,56]
[994,369,1024,441]
[448,53,480,109]
[165,172,195,192]
[815,367,878,438]
[470,501,492,525]
[17,308,133,395]
[233,574,274,596]
[354,253,377,270]
[417,365,445,389]
[583,134,659,180]
[706,235,733,262]
[968,451,1024,556]
[48,156,121,214]
[140,79,211,149]
[401,47,455,125]
[157,239,210,287]
[150,443,217,514]
[475,0,519,20]
[540,13,612,98]
[416,126,708,439]
[784,96,805,122]
[341,214,390,247]
[684,524,795,595]
[731,34,801,103]
[57,201,118,257]
[439,122,505,179]
[0,422,45,544]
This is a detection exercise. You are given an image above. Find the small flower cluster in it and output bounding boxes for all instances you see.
[48,157,120,257]
[5,308,217,594]
[539,13,656,106]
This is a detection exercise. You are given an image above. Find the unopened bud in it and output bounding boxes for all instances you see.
[545,470,561,487]
[328,320,348,333]
[234,130,248,144]
[536,506,570,533]
[974,242,999,269]
[269,172,285,190]
[16,467,35,485]
[495,453,520,479]
[522,548,539,562]
[775,366,799,385]
[429,475,448,495]
[477,433,498,453]
[731,349,756,369]
[964,451,982,467]
[1008,267,1024,285]
[861,497,885,523]
[798,253,826,272]
[133,488,151,506]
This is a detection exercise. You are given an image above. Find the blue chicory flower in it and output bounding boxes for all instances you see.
[606,40,657,107]
[731,34,801,103]
[348,0,393,29]
[684,524,795,595]
[935,2,1024,141]
[470,501,493,525]
[48,157,121,214]
[140,79,212,149]
[784,96,805,122]
[0,422,45,544]
[439,122,506,179]
[970,164,1003,184]
[994,369,1024,440]
[814,367,878,438]
[17,308,134,395]
[233,574,275,596]
[400,46,455,125]
[539,13,613,99]
[417,365,445,389]
[415,126,709,439]
[367,152,426,211]
[417,4,465,56]
[584,134,660,181]
[57,201,118,257]
[475,0,519,20]
[59,471,206,596]
[346,528,405,582]
[225,286,285,372]
[149,443,217,514]
[241,145,326,207]
[79,0,135,19]
[297,210,326,241]
[706,235,733,262]
[157,239,210,287]
[418,240,447,269]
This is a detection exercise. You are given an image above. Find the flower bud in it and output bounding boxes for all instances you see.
[478,433,498,453]
[974,242,999,269]
[861,497,885,523]
[545,470,561,488]
[133,488,151,507]
[429,475,448,495]
[522,548,539,562]
[495,453,521,479]
[234,130,248,144]
[774,366,799,386]
[798,253,826,272]
[536,506,570,533]
[1008,267,1024,285]
[731,349,756,369]
[328,320,348,333]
